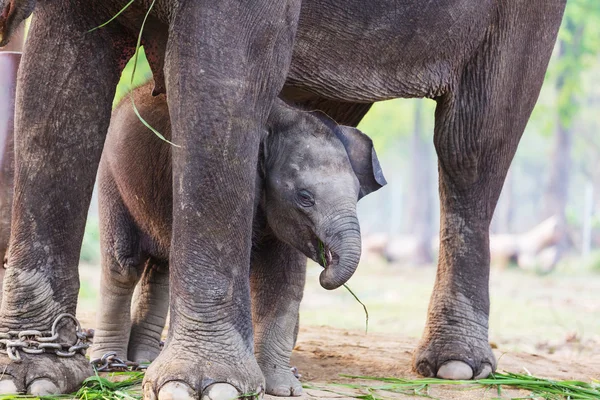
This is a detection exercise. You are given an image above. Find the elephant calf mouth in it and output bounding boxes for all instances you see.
[311,237,339,269]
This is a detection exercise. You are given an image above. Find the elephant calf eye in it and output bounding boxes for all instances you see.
[296,189,315,207]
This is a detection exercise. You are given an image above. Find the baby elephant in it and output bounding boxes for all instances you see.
[91,84,385,396]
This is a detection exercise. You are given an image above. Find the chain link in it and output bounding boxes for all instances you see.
[90,351,149,372]
[0,313,93,363]
[0,314,162,372]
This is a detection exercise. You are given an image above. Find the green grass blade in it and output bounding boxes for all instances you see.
[127,0,178,147]
[130,97,179,147]
[342,283,369,334]
[129,0,153,88]
[87,0,136,33]
[335,372,600,400]
[87,0,173,146]
[318,240,369,333]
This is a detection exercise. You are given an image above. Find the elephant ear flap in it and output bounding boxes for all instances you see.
[334,126,387,199]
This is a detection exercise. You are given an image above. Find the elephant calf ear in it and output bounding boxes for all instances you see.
[334,126,387,199]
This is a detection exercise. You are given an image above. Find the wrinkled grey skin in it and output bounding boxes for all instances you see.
[90,83,384,397]
[0,0,565,397]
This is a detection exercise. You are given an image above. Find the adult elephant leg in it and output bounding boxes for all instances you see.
[142,2,301,399]
[413,1,565,380]
[128,261,169,363]
[0,5,120,395]
[251,238,306,397]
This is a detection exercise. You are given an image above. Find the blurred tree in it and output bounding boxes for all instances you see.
[491,169,514,234]
[405,100,434,264]
[543,0,600,229]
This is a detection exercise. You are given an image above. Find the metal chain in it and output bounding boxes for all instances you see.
[0,316,292,376]
[0,313,93,363]
[89,341,163,372]
[90,351,149,372]
[0,313,162,372]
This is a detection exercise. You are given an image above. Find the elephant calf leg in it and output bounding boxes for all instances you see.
[91,253,144,360]
[128,261,169,363]
[91,192,144,361]
[251,239,306,397]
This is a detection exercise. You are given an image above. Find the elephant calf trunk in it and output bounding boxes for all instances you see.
[318,219,362,290]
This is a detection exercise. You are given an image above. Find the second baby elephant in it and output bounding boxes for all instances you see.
[91,84,385,396]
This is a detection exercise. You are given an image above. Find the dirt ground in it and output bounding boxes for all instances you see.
[282,325,599,399]
[76,259,600,399]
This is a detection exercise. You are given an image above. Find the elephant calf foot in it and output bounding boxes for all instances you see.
[259,362,303,397]
[128,339,162,364]
[413,332,496,380]
[0,353,92,395]
[143,338,264,400]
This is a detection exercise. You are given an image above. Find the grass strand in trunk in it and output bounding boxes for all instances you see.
[318,240,369,333]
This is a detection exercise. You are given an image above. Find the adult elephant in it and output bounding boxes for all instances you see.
[281,0,566,381]
[0,0,566,399]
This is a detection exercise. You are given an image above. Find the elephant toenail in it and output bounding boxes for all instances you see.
[256,385,264,397]
[437,360,474,380]
[291,385,303,396]
[416,360,435,378]
[28,379,59,396]
[474,364,493,379]
[159,381,196,400]
[0,379,18,395]
[201,383,239,400]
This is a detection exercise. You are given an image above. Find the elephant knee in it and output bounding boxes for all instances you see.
[435,142,480,189]
[106,253,144,288]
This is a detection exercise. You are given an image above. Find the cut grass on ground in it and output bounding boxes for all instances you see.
[0,371,598,400]
[308,372,600,400]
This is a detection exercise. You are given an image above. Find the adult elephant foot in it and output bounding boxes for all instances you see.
[412,274,496,379]
[142,341,264,400]
[413,328,495,379]
[0,354,92,395]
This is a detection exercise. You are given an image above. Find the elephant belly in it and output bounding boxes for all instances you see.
[287,0,495,101]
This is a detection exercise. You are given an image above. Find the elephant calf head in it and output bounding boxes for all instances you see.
[0,0,35,47]
[262,100,386,290]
